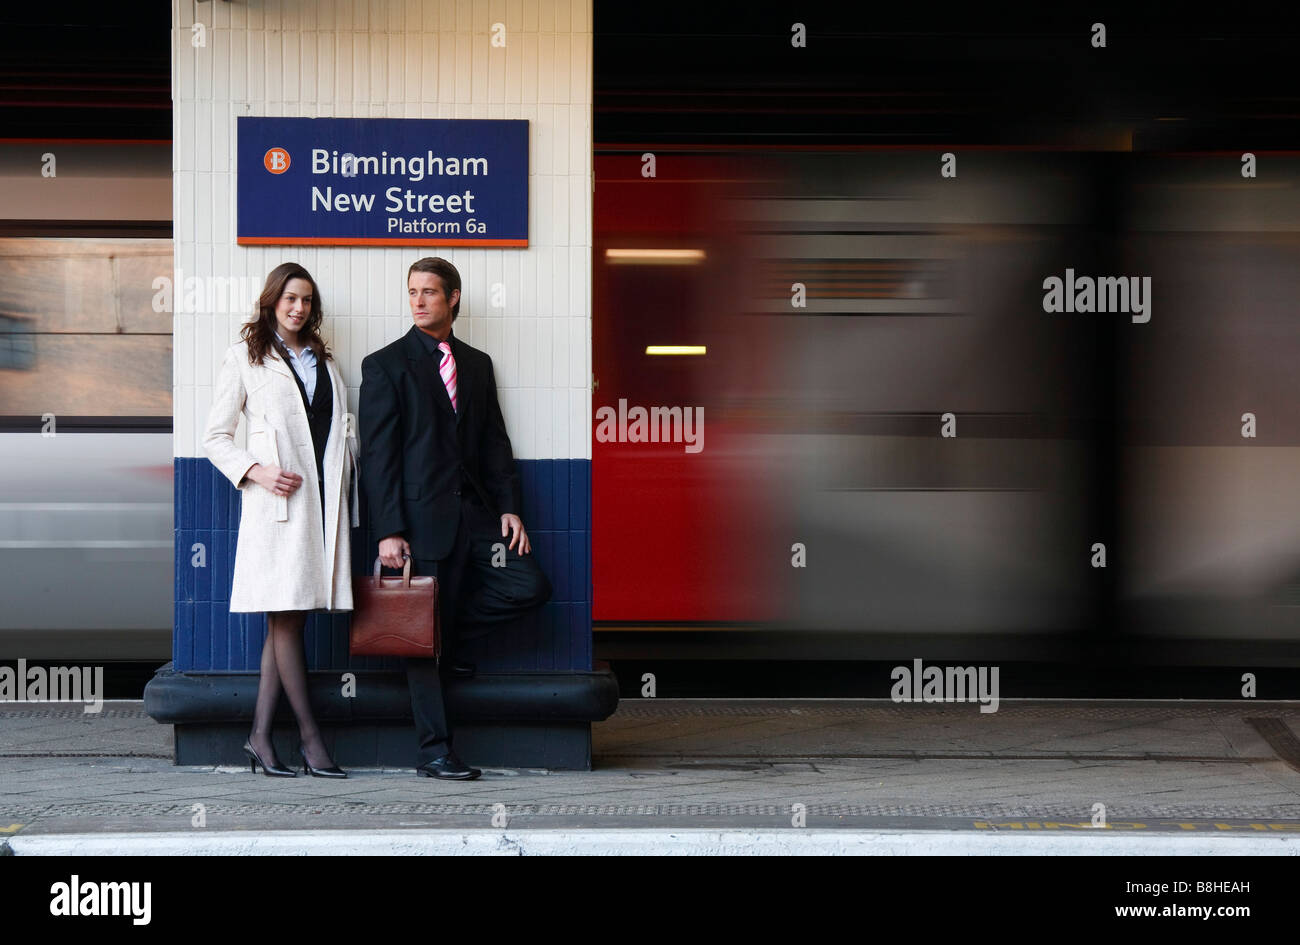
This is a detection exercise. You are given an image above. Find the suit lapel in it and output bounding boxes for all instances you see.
[402,326,456,423]
[449,334,471,428]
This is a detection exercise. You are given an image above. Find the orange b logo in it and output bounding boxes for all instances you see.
[264,148,291,174]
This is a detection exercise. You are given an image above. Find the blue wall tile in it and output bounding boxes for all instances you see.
[575,462,590,531]
[194,529,212,604]
[195,460,212,541]
[246,614,265,670]
[552,461,570,535]
[173,598,191,670]
[552,530,572,603]
[212,529,230,604]
[192,598,210,671]
[534,462,554,530]
[174,456,591,674]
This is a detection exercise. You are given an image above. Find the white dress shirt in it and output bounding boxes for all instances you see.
[275,329,317,401]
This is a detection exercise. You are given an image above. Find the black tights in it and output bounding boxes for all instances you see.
[248,611,336,770]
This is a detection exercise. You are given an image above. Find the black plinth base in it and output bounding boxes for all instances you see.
[145,662,619,771]
[176,719,593,770]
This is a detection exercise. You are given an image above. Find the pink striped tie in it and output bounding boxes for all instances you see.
[438,341,458,412]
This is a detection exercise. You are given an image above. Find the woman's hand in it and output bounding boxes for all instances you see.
[247,463,303,497]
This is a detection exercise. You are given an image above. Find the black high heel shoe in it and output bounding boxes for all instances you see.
[243,739,296,777]
[300,746,348,779]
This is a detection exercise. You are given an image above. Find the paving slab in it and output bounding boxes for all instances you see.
[2,699,1299,852]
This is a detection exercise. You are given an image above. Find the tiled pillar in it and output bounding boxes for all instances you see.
[152,0,608,767]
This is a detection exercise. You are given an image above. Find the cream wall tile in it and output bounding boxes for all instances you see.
[174,0,590,460]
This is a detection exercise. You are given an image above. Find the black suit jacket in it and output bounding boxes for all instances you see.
[359,325,519,561]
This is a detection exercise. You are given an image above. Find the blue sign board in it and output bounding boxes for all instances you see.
[237,117,528,247]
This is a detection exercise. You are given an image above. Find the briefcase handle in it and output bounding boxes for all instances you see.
[371,555,412,587]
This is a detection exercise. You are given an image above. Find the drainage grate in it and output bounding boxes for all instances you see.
[2,800,1299,820]
[609,703,1298,721]
[0,708,151,719]
[604,752,1274,763]
[0,751,171,759]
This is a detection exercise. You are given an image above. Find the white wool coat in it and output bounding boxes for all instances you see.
[202,340,358,613]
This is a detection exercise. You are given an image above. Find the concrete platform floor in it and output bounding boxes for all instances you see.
[3,699,1300,853]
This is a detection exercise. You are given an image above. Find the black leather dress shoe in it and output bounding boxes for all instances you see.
[416,752,482,780]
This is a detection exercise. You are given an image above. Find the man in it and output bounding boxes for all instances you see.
[360,257,551,780]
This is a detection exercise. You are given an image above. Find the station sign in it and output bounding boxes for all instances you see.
[236,117,528,247]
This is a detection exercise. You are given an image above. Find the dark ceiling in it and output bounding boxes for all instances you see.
[0,3,170,140]
[593,6,1300,150]
[1,4,1298,149]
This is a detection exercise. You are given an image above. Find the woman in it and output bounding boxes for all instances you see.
[203,262,359,779]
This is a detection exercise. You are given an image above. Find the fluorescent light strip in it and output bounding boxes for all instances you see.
[645,345,706,356]
[605,248,706,264]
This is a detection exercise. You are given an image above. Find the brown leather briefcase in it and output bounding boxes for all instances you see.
[349,556,440,658]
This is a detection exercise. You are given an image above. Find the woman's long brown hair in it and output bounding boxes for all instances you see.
[241,262,332,365]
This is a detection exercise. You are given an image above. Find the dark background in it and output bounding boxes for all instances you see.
[4,6,1300,148]
[5,4,1300,696]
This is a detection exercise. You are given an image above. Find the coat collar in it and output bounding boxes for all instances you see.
[401,323,462,361]
[261,344,339,387]
[260,348,294,379]
[401,323,431,362]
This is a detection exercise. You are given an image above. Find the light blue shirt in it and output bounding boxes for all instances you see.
[275,330,317,401]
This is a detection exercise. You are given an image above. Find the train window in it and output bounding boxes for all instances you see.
[0,314,36,370]
[0,237,172,420]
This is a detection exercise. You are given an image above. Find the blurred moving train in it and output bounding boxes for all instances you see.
[0,139,174,661]
[5,141,1300,670]
[0,231,173,660]
[591,149,1300,666]
[593,151,1098,657]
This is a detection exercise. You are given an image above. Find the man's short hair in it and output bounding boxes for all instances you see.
[407,257,461,320]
